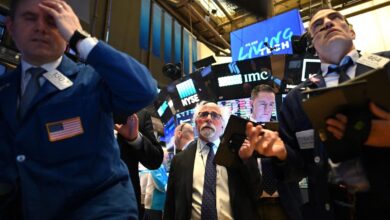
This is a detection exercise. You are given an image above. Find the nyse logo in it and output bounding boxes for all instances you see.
[176,79,199,107]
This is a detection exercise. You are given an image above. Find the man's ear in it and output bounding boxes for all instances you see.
[349,28,356,40]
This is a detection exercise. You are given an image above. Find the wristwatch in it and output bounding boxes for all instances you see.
[69,29,91,53]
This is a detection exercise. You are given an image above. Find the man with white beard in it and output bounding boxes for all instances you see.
[164,101,262,220]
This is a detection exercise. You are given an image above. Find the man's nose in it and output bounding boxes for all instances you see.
[323,17,334,29]
[35,17,48,31]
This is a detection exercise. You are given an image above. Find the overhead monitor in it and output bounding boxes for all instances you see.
[154,88,175,124]
[207,56,276,100]
[230,9,305,61]
[283,54,321,91]
[166,71,211,112]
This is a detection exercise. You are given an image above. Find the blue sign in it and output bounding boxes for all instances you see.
[230,9,305,61]
[176,79,197,99]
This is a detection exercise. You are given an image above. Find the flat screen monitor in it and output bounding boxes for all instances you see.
[217,97,252,120]
[209,56,275,100]
[175,108,195,127]
[154,88,175,124]
[160,116,175,144]
[166,71,211,112]
[230,9,305,61]
[283,54,320,91]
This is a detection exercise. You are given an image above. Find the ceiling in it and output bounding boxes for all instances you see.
[154,0,372,56]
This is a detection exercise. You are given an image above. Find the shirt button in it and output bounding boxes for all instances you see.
[314,156,321,163]
[16,155,26,162]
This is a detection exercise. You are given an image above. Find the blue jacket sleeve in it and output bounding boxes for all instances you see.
[86,41,158,114]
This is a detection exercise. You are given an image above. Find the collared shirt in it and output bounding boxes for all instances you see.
[182,139,193,151]
[321,49,359,87]
[20,37,98,96]
[191,139,233,220]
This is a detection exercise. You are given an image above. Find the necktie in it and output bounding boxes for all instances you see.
[327,56,354,84]
[201,142,217,220]
[19,67,46,117]
[261,157,278,195]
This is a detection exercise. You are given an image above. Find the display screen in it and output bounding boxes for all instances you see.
[230,9,305,61]
[208,56,276,100]
[283,54,321,91]
[160,116,175,143]
[166,71,211,112]
[154,88,175,124]
[217,98,252,120]
[175,108,195,127]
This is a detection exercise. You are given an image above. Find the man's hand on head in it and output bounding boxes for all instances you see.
[38,0,82,41]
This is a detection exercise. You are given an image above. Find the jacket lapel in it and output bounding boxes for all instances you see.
[21,56,80,120]
[184,140,197,210]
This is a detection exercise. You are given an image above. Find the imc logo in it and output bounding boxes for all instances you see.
[176,79,199,107]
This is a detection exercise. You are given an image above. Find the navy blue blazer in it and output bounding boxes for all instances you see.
[0,42,157,219]
[277,51,390,220]
[164,140,262,220]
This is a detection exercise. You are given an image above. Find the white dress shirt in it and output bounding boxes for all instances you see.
[321,49,359,87]
[191,139,233,220]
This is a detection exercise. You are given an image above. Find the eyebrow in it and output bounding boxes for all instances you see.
[311,12,343,28]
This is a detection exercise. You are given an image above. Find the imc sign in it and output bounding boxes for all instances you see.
[230,9,305,61]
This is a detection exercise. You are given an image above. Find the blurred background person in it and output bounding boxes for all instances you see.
[143,149,169,220]
[115,109,163,219]
[173,122,195,153]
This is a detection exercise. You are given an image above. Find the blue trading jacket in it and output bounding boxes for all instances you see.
[0,41,157,219]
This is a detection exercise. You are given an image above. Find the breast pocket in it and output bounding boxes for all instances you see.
[36,96,95,165]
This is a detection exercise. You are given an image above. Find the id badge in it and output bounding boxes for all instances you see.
[43,70,73,90]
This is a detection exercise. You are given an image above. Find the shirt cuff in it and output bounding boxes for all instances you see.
[127,132,143,149]
[77,37,99,60]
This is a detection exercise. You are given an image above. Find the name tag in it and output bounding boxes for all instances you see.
[295,129,314,149]
[43,70,73,90]
[357,53,390,69]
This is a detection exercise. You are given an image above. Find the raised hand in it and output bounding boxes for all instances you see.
[114,114,139,141]
[245,122,287,161]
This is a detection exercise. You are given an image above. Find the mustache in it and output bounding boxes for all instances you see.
[200,122,216,131]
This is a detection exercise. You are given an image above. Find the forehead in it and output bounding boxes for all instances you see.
[254,92,275,102]
[14,0,44,14]
[199,103,221,114]
[310,9,342,24]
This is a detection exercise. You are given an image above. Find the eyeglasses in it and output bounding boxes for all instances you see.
[179,123,186,132]
[197,111,222,120]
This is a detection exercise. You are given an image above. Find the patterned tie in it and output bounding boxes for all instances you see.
[261,157,278,195]
[327,56,354,84]
[19,67,46,117]
[201,142,217,220]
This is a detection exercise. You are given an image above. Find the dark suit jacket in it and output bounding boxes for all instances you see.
[116,109,163,213]
[277,51,390,220]
[164,140,261,220]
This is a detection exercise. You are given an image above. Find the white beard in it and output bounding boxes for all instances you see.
[199,123,216,140]
[200,127,216,139]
